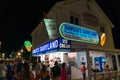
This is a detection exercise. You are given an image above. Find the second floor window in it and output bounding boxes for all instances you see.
[70,16,79,25]
[100,26,105,33]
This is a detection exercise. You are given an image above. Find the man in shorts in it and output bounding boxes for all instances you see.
[80,62,87,80]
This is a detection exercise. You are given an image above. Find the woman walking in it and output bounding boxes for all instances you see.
[36,65,51,80]
[60,63,68,80]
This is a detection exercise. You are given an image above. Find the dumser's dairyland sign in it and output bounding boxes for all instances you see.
[59,22,99,44]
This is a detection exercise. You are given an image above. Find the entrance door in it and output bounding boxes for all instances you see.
[63,53,68,64]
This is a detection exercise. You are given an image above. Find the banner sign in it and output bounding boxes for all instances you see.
[59,23,99,44]
[32,38,71,55]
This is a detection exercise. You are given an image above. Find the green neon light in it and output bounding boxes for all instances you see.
[24,40,32,47]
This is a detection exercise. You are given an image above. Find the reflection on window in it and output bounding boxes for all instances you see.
[68,52,77,66]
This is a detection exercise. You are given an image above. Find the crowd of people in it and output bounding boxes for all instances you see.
[31,61,71,80]
[0,59,71,80]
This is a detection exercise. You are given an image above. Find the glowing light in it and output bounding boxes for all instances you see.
[59,22,99,44]
[100,33,106,46]
[24,40,32,52]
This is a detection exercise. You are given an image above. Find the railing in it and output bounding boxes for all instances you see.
[91,71,120,80]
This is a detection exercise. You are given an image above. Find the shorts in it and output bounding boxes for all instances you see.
[83,73,86,79]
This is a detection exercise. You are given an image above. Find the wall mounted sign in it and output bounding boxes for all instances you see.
[24,40,32,52]
[59,22,99,44]
[32,38,71,55]
[100,33,106,46]
[44,18,58,39]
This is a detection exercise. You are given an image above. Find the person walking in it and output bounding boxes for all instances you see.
[51,61,61,80]
[10,70,17,80]
[30,65,36,80]
[35,60,42,78]
[16,60,23,80]
[6,61,14,80]
[23,60,30,80]
[0,60,7,80]
[60,62,68,80]
[80,62,87,80]
[66,63,71,80]
[36,65,50,80]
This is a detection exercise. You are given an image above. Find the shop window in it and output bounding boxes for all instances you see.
[100,24,105,33]
[111,55,117,70]
[118,55,120,66]
[68,52,77,66]
[70,16,79,25]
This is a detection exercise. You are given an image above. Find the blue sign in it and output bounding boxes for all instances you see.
[32,38,71,55]
[59,23,99,44]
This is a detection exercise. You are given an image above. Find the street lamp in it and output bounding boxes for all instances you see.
[21,49,23,53]
[18,52,21,56]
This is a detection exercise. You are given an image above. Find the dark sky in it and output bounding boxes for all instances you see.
[96,0,120,48]
[0,0,119,54]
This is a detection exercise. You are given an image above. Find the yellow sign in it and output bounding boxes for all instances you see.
[100,33,106,46]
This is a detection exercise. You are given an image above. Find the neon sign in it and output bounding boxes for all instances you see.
[44,19,58,39]
[32,39,58,54]
[32,38,71,55]
[24,40,32,52]
[100,33,106,46]
[59,23,99,44]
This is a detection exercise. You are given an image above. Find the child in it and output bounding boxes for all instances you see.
[10,70,17,80]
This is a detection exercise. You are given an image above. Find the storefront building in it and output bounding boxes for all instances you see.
[32,38,71,66]
[31,0,120,79]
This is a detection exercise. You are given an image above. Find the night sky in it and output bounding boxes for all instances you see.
[0,0,119,54]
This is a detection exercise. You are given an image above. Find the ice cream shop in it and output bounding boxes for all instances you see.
[32,22,120,79]
[32,38,72,66]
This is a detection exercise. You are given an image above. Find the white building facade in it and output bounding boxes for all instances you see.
[31,0,120,79]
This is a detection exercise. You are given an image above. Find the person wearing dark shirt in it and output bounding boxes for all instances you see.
[36,65,50,80]
[10,70,17,80]
[16,60,23,80]
[51,61,61,80]
[23,60,30,80]
[6,62,14,80]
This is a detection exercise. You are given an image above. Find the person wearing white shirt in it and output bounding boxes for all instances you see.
[0,60,7,80]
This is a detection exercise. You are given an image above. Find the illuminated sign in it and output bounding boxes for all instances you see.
[32,38,71,55]
[59,23,99,44]
[100,33,106,46]
[59,38,71,49]
[24,40,32,52]
[44,19,58,39]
